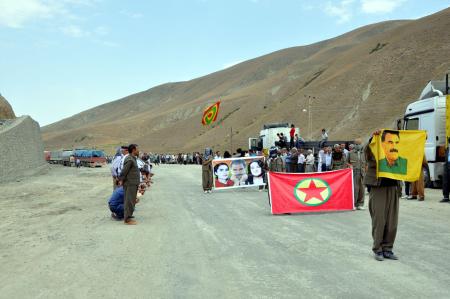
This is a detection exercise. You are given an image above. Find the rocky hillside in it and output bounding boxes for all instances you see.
[0,94,15,119]
[42,7,450,153]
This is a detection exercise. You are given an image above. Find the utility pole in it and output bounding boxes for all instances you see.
[230,127,233,153]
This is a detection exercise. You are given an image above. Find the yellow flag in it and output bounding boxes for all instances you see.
[369,129,426,181]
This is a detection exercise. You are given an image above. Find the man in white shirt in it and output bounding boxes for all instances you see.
[111,146,128,190]
[341,143,349,160]
[305,150,315,173]
[118,147,129,178]
[324,147,332,171]
[297,149,306,173]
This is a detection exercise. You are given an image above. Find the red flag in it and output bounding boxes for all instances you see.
[268,169,354,214]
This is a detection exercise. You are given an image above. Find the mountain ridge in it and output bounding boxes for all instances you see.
[42,8,450,153]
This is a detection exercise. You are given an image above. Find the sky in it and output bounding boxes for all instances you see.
[1,0,449,126]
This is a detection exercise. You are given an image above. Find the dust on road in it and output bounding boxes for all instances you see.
[0,165,449,298]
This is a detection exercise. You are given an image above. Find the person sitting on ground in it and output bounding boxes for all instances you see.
[108,184,146,221]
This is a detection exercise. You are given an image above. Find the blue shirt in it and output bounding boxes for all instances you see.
[108,186,124,206]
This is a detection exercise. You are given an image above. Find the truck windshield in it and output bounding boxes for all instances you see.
[404,118,419,130]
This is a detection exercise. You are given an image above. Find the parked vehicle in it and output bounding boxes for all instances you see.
[73,149,107,167]
[403,75,448,188]
[249,123,350,154]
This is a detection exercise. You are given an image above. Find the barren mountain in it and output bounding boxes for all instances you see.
[0,94,15,119]
[42,7,450,153]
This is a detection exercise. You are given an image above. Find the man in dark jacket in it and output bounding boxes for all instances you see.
[364,130,401,261]
[119,144,140,225]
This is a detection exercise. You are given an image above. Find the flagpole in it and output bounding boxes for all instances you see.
[230,127,233,154]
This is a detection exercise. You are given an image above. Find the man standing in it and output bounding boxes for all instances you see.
[289,124,295,149]
[119,144,140,225]
[348,138,365,210]
[409,154,427,201]
[118,146,129,178]
[441,138,450,203]
[110,147,125,190]
[364,130,400,261]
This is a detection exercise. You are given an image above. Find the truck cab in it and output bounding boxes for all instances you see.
[403,80,447,187]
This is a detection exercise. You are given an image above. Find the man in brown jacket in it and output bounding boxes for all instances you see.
[119,144,140,225]
[348,138,365,210]
[364,131,401,261]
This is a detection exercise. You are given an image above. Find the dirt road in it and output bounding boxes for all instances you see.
[1,165,449,298]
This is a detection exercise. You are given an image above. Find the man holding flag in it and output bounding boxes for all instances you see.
[364,130,401,261]
[364,128,426,261]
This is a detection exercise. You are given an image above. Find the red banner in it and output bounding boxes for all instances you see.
[268,169,354,214]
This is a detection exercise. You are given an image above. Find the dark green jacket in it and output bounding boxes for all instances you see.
[119,155,140,186]
[378,157,408,175]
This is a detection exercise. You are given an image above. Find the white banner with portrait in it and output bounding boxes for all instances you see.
[212,156,266,190]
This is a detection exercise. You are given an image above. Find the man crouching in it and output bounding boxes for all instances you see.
[108,183,146,222]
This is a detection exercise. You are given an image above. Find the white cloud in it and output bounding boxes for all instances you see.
[0,0,56,28]
[324,0,355,24]
[61,24,89,37]
[360,0,406,14]
[0,0,101,28]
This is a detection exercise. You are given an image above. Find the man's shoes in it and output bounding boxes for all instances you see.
[440,198,450,203]
[383,251,398,260]
[407,196,417,200]
[418,197,425,201]
[204,190,208,194]
[111,213,121,220]
[356,206,365,210]
[400,195,408,199]
[124,219,137,225]
[374,252,384,261]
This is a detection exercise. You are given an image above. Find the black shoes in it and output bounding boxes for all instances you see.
[440,198,450,203]
[383,251,399,260]
[374,251,398,261]
[374,252,384,261]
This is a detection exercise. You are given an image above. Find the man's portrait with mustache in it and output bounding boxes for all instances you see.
[379,130,408,175]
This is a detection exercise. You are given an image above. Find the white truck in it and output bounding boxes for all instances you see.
[403,76,448,188]
[249,123,300,154]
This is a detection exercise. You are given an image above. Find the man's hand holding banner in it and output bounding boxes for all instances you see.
[369,129,427,182]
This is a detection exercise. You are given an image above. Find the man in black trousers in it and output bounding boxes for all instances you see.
[119,144,140,225]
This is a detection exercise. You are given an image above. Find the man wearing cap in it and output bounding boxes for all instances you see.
[110,146,127,190]
[118,144,140,225]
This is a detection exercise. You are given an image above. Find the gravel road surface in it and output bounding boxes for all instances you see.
[0,165,449,298]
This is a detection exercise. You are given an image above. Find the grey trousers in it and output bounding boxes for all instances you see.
[353,169,364,207]
[369,185,399,253]
[124,184,138,221]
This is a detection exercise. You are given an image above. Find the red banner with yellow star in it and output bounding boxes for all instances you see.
[268,168,354,214]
